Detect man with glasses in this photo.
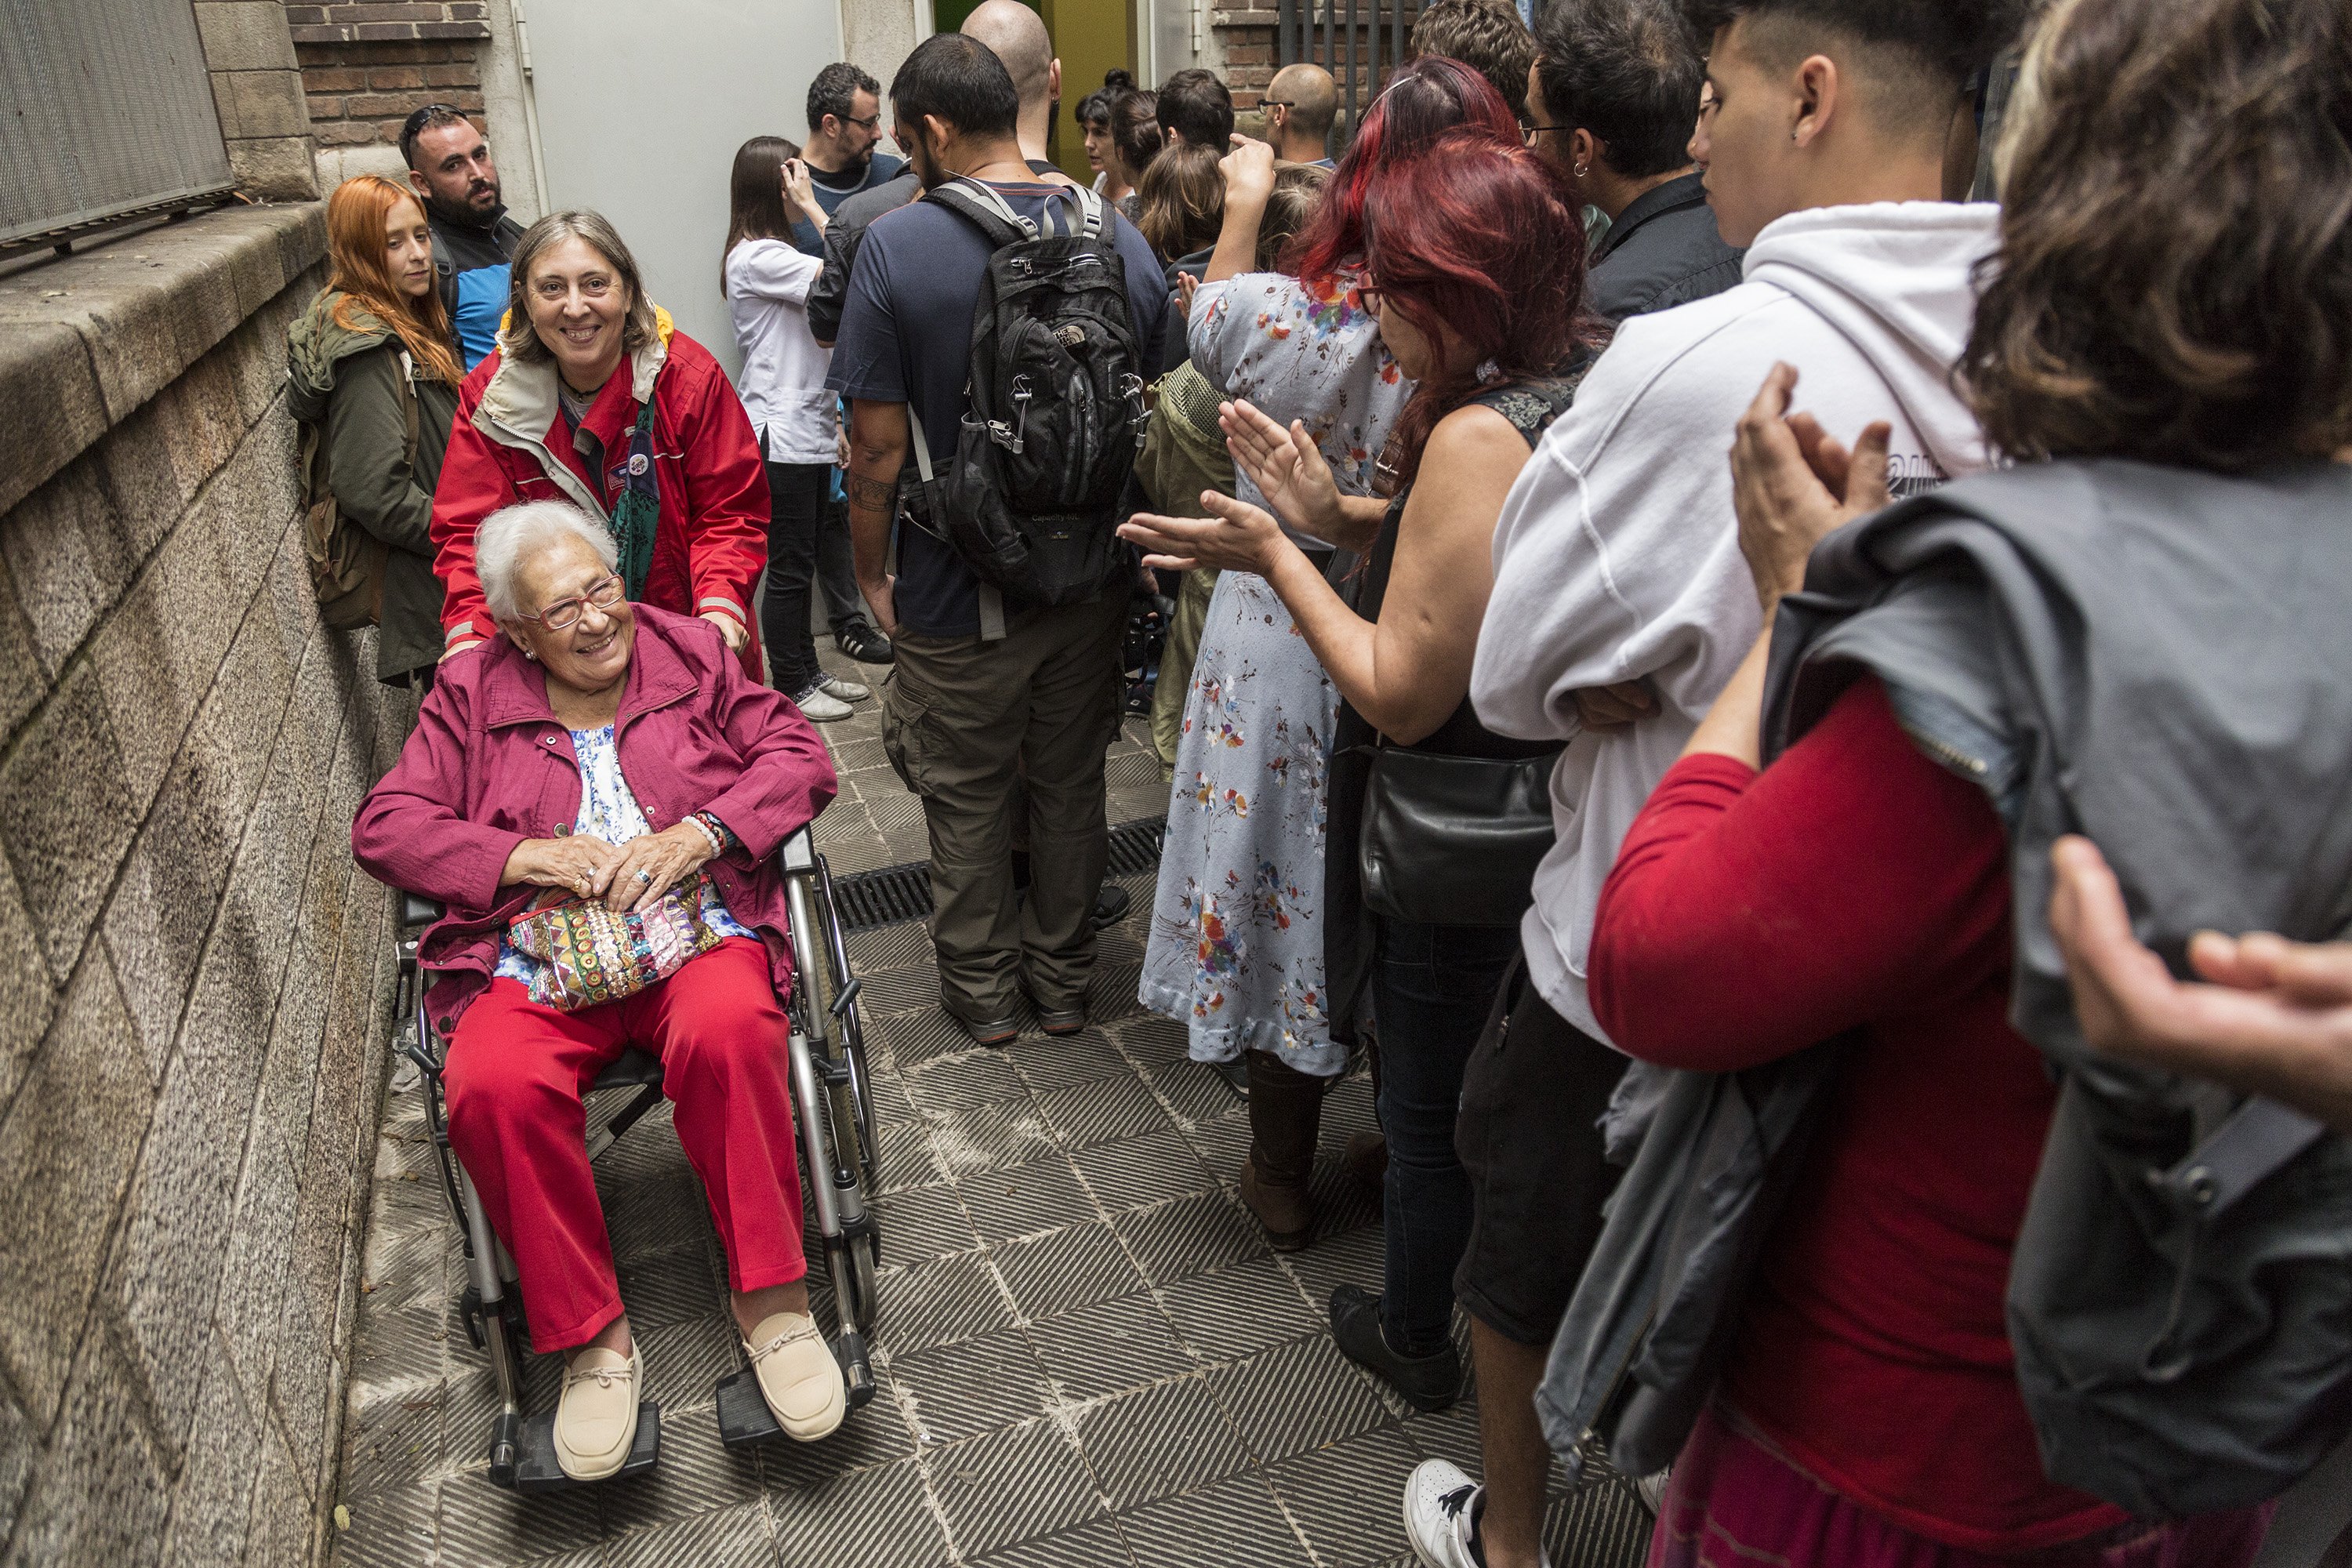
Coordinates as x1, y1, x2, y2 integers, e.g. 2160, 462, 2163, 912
1260, 63, 1338, 167
401, 104, 527, 371
792, 64, 909, 256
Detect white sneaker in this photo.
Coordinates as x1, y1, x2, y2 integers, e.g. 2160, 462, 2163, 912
818, 673, 871, 702
1403, 1460, 1480, 1568
792, 684, 855, 722
551, 1341, 641, 1481
1636, 1465, 1671, 1515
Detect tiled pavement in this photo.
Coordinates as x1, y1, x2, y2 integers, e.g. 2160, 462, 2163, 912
331, 644, 1655, 1566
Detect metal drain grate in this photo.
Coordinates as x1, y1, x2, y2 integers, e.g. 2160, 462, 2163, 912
829, 816, 1167, 931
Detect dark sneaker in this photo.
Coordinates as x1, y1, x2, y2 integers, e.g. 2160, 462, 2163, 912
1037, 1006, 1087, 1037
1329, 1284, 1462, 1412
950, 1010, 1020, 1048
836, 622, 895, 664
1092, 884, 1132, 931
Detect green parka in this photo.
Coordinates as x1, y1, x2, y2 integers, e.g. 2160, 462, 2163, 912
286, 290, 461, 682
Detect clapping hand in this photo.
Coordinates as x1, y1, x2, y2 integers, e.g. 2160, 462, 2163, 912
1729, 363, 1892, 613
1219, 133, 1277, 205
1120, 491, 1288, 576
1220, 398, 1341, 539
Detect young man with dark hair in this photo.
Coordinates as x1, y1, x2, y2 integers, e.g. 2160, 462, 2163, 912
1528, 0, 1743, 319
1156, 66, 1236, 148
401, 105, 525, 370
1409, 0, 1538, 118
1261, 62, 1339, 165
1398, 0, 2024, 1563
827, 34, 1167, 1045
793, 61, 908, 256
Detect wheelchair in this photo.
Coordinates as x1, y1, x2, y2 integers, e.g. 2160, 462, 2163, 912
392, 825, 882, 1491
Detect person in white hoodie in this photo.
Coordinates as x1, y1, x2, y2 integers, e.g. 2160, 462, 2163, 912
1403, 2, 2020, 1565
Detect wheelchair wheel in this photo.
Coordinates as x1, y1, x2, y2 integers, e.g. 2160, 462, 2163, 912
837, 1232, 879, 1336
811, 854, 881, 1193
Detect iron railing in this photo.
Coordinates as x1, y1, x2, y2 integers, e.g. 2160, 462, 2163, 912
1273, 0, 1420, 152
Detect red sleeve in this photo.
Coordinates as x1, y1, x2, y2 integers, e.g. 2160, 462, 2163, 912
430, 358, 517, 648
1588, 676, 2012, 1072
678, 361, 769, 636
350, 670, 522, 913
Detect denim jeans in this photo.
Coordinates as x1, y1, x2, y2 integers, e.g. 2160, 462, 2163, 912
1372, 915, 1522, 1356
760, 459, 829, 697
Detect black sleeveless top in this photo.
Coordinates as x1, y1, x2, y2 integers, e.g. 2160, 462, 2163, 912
1334, 373, 1584, 760
1324, 370, 1584, 1035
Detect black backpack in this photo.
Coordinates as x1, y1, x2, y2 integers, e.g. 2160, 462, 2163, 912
906, 178, 1151, 611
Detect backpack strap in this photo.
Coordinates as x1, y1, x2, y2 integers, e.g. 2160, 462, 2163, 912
397, 348, 421, 466
904, 409, 1009, 643
927, 175, 1103, 247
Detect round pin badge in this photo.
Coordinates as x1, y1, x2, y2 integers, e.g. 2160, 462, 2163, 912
628, 452, 649, 476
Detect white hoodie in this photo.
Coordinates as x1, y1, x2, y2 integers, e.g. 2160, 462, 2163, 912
1470, 201, 1999, 1044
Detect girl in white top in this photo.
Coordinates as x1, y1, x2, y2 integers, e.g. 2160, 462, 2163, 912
723, 136, 866, 719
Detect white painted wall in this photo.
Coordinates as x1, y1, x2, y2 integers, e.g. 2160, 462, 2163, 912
523, 0, 851, 377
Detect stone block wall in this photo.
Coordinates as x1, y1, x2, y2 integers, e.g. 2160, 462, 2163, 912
198, 0, 325, 201
0, 201, 408, 1568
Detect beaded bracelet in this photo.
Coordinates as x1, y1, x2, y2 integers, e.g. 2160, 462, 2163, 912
686, 810, 734, 858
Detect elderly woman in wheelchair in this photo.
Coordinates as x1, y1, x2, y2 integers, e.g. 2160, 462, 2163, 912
354, 499, 848, 1481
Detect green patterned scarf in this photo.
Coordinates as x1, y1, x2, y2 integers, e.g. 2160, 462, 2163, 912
610, 397, 659, 599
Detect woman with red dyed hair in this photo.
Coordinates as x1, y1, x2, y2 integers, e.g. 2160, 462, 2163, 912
287, 174, 468, 685
1135, 56, 1521, 1272
1124, 127, 1594, 1406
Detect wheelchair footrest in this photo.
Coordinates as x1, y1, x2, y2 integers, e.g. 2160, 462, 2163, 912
505, 1403, 662, 1491
714, 1338, 877, 1450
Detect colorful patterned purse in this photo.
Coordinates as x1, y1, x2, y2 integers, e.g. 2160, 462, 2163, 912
505, 874, 728, 1011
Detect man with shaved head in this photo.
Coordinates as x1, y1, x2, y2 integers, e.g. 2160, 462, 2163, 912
1261, 62, 1337, 165
960, 0, 1066, 169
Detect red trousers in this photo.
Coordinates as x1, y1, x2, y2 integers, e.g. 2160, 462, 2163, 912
445, 938, 807, 1352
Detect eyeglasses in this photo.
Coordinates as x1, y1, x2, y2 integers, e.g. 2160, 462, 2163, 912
840, 112, 883, 132
520, 575, 626, 631
1261, 100, 1298, 111
1357, 283, 1384, 314
1519, 120, 1571, 143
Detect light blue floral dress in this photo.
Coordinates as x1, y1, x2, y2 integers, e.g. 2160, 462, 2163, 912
495, 724, 752, 1005
1138, 269, 1413, 1078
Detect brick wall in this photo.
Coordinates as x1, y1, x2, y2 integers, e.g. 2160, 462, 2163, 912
296, 38, 486, 151
0, 202, 407, 1568
198, 0, 322, 201
282, 2, 492, 155
1213, 1, 1424, 131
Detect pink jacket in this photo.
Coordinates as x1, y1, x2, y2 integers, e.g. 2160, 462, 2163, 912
352, 605, 837, 1034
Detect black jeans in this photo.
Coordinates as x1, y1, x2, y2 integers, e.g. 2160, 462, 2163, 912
1371, 915, 1523, 1356
761, 459, 829, 696
815, 489, 873, 635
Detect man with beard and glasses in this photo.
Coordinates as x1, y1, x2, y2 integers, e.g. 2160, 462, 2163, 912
401, 104, 527, 371
790, 63, 909, 256
827, 33, 1165, 1047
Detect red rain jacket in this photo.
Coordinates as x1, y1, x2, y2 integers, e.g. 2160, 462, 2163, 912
430, 314, 767, 679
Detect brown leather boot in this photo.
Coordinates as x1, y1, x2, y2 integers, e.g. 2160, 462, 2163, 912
1239, 1051, 1326, 1250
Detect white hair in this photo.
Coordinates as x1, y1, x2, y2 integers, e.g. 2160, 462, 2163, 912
476, 501, 619, 621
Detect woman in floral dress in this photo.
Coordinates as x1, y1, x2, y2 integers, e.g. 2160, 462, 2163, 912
1138, 59, 1519, 1249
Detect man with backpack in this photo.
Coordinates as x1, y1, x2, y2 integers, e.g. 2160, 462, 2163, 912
829, 33, 1167, 1046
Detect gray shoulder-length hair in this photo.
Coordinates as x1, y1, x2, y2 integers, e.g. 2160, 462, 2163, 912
477, 501, 619, 620
501, 209, 662, 365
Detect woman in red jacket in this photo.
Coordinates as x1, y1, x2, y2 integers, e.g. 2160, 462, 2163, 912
1584, 0, 2343, 1559
431, 209, 768, 675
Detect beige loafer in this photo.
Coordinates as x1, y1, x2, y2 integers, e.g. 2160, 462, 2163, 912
552, 1341, 642, 1480
743, 1312, 846, 1440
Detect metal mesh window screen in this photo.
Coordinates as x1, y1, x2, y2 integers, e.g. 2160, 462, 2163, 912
0, 0, 237, 251
1275, 0, 1416, 151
